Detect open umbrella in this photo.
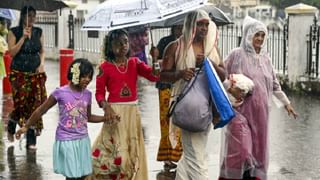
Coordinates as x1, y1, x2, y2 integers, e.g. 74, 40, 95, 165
0, 0, 68, 11
151, 4, 233, 27
202, 4, 233, 26
0, 8, 16, 20
81, 0, 207, 31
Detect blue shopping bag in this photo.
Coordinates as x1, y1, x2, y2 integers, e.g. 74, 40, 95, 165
204, 58, 235, 129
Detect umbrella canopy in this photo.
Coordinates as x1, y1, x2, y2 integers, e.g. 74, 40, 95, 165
0, 8, 16, 20
0, 0, 68, 11
82, 0, 207, 31
151, 4, 233, 27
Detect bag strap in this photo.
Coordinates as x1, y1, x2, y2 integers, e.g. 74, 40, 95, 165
167, 65, 202, 117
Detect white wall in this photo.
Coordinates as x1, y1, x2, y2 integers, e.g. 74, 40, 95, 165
287, 14, 315, 86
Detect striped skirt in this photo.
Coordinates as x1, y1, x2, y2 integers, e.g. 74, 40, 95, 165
156, 88, 182, 162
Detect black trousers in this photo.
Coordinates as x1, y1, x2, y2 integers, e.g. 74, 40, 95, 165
7, 120, 37, 147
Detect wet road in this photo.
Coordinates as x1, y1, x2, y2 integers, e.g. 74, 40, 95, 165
0, 60, 320, 180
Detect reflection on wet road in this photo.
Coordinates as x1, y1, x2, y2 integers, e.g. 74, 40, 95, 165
1, 60, 320, 179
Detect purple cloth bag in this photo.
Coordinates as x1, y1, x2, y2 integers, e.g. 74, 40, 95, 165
169, 68, 213, 132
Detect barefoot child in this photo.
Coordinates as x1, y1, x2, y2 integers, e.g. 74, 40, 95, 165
15, 58, 111, 180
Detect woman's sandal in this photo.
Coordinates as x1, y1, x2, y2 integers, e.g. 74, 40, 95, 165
35, 129, 42, 136
28, 145, 37, 150
164, 161, 177, 171
7, 132, 14, 142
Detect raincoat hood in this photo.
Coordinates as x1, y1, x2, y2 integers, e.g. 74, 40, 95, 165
240, 16, 268, 55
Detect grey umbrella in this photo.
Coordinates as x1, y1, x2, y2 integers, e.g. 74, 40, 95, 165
0, 0, 68, 11
151, 4, 233, 28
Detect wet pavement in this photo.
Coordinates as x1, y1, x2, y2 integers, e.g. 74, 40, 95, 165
0, 60, 320, 180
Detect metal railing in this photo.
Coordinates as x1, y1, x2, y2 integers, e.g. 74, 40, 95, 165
306, 17, 320, 78
37, 16, 287, 75
74, 18, 107, 53
35, 16, 58, 48
146, 25, 287, 76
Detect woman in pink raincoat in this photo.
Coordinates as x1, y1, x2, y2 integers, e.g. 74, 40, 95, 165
219, 16, 298, 180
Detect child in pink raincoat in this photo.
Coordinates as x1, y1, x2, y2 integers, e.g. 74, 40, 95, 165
220, 74, 255, 179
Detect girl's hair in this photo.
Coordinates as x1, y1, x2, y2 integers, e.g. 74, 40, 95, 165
67, 58, 94, 82
19, 6, 36, 27
104, 29, 130, 62
0, 17, 6, 25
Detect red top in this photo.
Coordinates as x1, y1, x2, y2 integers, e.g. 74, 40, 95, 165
96, 57, 159, 104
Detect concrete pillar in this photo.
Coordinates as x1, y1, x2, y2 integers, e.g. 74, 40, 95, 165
285, 3, 318, 87
58, 9, 72, 49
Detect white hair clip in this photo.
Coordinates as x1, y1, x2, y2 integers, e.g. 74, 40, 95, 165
71, 63, 80, 85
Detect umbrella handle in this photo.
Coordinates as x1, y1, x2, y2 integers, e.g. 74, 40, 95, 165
148, 24, 159, 62
26, 7, 28, 28
148, 23, 154, 46
149, 46, 159, 63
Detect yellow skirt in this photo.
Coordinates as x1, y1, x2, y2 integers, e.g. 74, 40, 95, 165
0, 56, 6, 79
156, 88, 182, 162
89, 104, 148, 180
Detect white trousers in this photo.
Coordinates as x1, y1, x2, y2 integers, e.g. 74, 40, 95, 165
175, 124, 212, 180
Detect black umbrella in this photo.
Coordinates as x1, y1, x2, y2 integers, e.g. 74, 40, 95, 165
0, 0, 68, 11
151, 4, 233, 28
